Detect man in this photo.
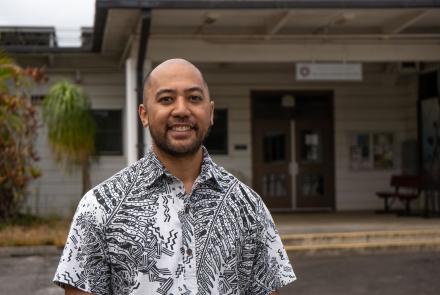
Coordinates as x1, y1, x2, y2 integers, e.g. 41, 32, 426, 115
54, 59, 296, 294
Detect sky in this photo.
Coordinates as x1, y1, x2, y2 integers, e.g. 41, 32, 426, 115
0, 0, 95, 46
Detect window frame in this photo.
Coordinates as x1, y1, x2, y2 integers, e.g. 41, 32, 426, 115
91, 109, 123, 156
204, 108, 228, 155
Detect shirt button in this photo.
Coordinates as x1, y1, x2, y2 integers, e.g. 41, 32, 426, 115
186, 248, 193, 256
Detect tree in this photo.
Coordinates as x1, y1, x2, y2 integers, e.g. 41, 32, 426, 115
0, 50, 46, 221
42, 81, 95, 195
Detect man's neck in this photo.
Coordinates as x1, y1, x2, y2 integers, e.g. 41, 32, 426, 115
152, 145, 203, 194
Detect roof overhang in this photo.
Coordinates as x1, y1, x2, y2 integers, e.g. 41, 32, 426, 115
94, 0, 440, 62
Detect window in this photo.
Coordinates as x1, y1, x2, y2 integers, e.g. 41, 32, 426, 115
204, 109, 228, 154
92, 110, 123, 155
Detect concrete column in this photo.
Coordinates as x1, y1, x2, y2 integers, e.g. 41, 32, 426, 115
125, 57, 138, 165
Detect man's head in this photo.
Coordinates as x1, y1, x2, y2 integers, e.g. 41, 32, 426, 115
138, 58, 214, 157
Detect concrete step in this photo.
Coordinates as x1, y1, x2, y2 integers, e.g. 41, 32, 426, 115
281, 229, 440, 254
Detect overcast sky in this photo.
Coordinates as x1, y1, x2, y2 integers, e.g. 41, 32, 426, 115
0, 0, 95, 46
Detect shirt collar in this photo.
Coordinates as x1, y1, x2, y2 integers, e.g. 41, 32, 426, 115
140, 146, 225, 192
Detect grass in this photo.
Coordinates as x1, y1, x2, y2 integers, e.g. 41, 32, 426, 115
0, 214, 70, 248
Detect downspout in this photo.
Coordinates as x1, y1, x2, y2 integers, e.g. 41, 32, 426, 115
136, 9, 151, 159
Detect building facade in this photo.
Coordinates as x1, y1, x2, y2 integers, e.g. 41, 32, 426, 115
3, 0, 440, 216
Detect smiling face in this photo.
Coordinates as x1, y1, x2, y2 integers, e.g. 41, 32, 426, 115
139, 59, 214, 157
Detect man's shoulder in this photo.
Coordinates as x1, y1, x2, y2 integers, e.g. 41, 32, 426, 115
88, 158, 147, 214
213, 165, 264, 213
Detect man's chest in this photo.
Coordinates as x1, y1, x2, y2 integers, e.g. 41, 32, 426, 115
104, 179, 255, 294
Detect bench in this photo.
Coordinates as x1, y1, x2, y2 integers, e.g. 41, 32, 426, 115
376, 175, 423, 215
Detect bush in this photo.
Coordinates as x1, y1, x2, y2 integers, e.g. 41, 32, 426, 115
0, 51, 46, 221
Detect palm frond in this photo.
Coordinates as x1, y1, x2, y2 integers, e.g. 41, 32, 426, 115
43, 81, 95, 168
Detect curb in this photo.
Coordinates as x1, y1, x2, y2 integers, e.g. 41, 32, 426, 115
281, 229, 440, 255
0, 246, 62, 257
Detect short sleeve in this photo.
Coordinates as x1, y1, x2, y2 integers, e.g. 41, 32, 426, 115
53, 190, 111, 295
248, 202, 296, 294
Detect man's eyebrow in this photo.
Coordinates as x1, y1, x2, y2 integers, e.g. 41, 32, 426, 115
155, 88, 176, 97
185, 86, 204, 93
155, 86, 205, 98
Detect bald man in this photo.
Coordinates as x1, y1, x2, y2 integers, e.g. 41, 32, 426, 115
54, 59, 296, 295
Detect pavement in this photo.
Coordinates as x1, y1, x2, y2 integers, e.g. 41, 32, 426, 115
281, 251, 440, 295
1, 251, 439, 295
1, 211, 440, 294
273, 211, 440, 255
272, 211, 440, 235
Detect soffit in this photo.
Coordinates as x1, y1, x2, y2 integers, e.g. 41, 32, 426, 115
101, 9, 141, 55
149, 8, 440, 39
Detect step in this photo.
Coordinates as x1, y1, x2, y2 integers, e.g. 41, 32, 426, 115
281, 229, 440, 246
281, 229, 440, 254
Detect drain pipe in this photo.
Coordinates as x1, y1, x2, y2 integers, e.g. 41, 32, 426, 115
136, 9, 151, 159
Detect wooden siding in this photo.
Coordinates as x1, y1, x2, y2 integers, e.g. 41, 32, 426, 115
26, 62, 419, 216
202, 63, 418, 211
26, 72, 126, 217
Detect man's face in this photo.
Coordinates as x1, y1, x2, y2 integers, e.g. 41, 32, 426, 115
139, 61, 214, 157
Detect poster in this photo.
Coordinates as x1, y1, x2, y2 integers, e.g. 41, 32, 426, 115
349, 132, 394, 170
373, 133, 394, 169
349, 133, 371, 170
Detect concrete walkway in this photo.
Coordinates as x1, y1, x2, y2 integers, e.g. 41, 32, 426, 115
272, 211, 440, 235
273, 211, 440, 254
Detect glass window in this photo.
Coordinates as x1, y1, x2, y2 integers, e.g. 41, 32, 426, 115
301, 174, 324, 197
92, 110, 123, 155
263, 133, 286, 162
204, 109, 228, 154
300, 130, 321, 162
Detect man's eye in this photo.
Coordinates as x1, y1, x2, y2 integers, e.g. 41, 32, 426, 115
159, 96, 173, 104
189, 95, 202, 102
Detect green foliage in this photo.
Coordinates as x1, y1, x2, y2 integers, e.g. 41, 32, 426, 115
0, 50, 45, 221
43, 81, 95, 167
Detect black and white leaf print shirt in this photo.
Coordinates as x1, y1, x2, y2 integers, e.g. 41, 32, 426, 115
54, 147, 296, 294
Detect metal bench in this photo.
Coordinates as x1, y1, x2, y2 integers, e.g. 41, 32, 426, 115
376, 175, 423, 215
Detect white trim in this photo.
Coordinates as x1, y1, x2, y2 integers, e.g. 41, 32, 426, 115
125, 57, 138, 165
148, 39, 440, 62
143, 60, 153, 154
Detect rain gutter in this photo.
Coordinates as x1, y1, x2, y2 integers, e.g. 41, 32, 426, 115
136, 9, 151, 159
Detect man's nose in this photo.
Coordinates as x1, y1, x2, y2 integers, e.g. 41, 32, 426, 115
171, 96, 190, 117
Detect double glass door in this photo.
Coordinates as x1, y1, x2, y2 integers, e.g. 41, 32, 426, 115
252, 91, 334, 210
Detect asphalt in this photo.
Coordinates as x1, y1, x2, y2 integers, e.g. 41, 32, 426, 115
281, 251, 440, 295
1, 211, 440, 295
1, 251, 439, 295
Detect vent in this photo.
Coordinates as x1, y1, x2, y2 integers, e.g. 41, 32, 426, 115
0, 26, 57, 47
398, 62, 420, 74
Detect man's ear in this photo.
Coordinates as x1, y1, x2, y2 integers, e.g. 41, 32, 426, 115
138, 104, 149, 127
210, 100, 214, 126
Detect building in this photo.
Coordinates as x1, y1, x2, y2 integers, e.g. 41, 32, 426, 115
2, 0, 440, 217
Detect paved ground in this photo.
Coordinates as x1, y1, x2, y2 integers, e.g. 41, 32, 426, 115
1, 251, 439, 295
281, 251, 440, 295
272, 212, 440, 235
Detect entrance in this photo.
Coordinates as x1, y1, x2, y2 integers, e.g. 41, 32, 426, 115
251, 91, 335, 210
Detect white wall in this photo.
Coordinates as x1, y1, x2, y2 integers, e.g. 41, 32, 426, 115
199, 62, 418, 211
26, 72, 126, 217
25, 61, 419, 216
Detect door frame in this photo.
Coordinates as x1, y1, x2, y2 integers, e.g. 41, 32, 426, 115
251, 90, 335, 211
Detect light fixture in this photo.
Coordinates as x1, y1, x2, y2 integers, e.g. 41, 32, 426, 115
281, 94, 295, 108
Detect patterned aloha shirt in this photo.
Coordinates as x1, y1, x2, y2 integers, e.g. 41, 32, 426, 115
54, 147, 296, 294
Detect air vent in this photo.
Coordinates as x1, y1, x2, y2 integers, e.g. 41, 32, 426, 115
398, 62, 420, 74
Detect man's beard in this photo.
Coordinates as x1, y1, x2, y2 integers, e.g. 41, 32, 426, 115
149, 122, 210, 157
